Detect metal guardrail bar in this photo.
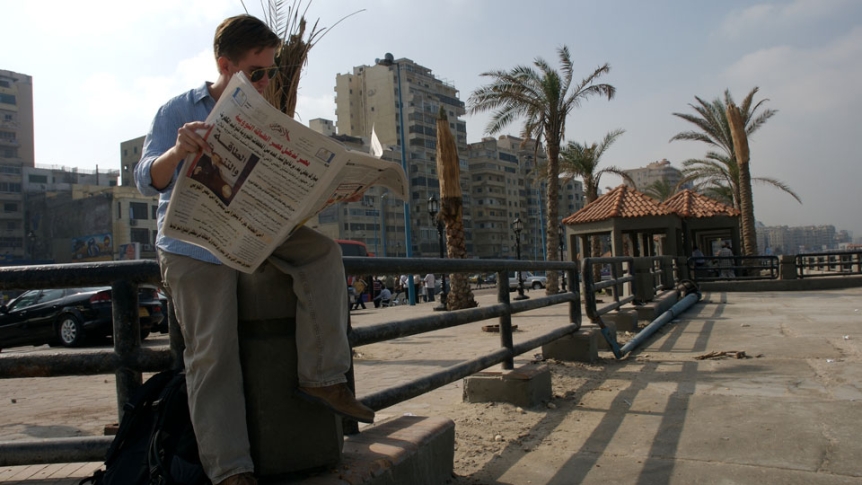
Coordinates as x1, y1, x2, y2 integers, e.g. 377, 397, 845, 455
796, 251, 862, 278
687, 255, 779, 281
581, 257, 636, 322
1, 257, 583, 467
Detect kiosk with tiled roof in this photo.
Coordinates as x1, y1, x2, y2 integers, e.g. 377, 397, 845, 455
661, 189, 741, 257
561, 185, 682, 261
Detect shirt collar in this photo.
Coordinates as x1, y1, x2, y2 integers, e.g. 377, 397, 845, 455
192, 82, 214, 104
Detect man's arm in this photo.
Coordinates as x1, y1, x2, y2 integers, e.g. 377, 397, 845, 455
136, 102, 210, 196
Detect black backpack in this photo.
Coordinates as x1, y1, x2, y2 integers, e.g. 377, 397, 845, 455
81, 369, 208, 485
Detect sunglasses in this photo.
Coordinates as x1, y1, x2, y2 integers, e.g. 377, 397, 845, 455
248, 66, 278, 83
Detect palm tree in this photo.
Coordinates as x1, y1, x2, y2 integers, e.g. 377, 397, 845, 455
559, 129, 630, 204
559, 129, 632, 274
468, 46, 616, 293
643, 179, 677, 202
670, 87, 800, 256
435, 108, 477, 310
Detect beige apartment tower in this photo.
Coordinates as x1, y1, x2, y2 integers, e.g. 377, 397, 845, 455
335, 56, 470, 256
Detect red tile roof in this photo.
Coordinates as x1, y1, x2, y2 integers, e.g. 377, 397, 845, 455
562, 185, 673, 224
661, 189, 740, 218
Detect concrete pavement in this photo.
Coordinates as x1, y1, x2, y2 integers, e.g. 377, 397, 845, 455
2, 286, 861, 484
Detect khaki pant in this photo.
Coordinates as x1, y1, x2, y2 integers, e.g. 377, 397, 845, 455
159, 227, 350, 483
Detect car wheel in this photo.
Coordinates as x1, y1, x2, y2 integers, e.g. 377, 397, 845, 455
532, 282, 543, 290
56, 314, 85, 347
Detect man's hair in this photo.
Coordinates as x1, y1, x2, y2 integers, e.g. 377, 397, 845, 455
214, 15, 281, 63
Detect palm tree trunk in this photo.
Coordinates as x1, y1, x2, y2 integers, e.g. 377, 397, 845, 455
436, 108, 477, 309
727, 103, 758, 257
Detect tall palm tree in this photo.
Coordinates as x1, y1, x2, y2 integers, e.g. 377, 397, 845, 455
559, 129, 632, 272
670, 87, 800, 256
468, 46, 616, 293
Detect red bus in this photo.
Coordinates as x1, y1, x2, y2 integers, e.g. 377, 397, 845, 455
335, 239, 374, 257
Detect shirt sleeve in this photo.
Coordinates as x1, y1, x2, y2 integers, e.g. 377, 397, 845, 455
135, 102, 184, 196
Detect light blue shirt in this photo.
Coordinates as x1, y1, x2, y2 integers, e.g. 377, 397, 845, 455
135, 83, 220, 264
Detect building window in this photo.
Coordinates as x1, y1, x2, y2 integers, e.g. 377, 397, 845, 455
28, 174, 48, 184
151, 205, 157, 219
3, 148, 18, 158
0, 182, 22, 192
131, 228, 150, 245
4, 202, 18, 212
0, 94, 16, 105
129, 202, 149, 220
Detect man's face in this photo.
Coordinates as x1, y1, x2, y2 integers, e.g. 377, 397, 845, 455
228, 46, 278, 94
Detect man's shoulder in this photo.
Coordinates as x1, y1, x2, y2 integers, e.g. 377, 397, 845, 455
159, 84, 210, 113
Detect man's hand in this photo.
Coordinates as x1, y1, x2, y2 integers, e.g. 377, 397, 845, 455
150, 121, 211, 190
174, 122, 210, 159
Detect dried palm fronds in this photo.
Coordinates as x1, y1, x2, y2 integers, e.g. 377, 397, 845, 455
242, 0, 363, 117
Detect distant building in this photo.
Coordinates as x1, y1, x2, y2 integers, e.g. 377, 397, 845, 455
757, 225, 839, 255
0, 69, 35, 262
466, 135, 584, 259
623, 159, 687, 194
25, 185, 159, 263
335, 56, 470, 256
120, 136, 145, 187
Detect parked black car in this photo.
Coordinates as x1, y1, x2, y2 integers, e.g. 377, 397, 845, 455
0, 286, 164, 351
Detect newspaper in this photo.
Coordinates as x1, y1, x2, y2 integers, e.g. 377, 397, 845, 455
163, 73, 408, 273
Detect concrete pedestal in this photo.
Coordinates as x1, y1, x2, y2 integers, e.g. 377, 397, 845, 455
542, 329, 599, 363
602, 310, 639, 333
631, 290, 678, 322
462, 364, 551, 408
237, 263, 343, 477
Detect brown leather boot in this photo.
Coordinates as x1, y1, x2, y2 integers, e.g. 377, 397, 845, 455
296, 383, 375, 423
216, 472, 257, 485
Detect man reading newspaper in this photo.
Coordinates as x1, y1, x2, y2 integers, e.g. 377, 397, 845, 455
135, 15, 374, 485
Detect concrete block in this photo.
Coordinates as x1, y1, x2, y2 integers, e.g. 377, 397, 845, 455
542, 328, 599, 363
462, 364, 552, 408
602, 310, 639, 333
237, 264, 342, 477
288, 416, 455, 485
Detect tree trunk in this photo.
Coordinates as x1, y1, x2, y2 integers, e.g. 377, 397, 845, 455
545, 141, 561, 294
726, 103, 758, 257
436, 108, 477, 309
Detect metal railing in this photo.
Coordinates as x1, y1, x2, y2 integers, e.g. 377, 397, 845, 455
0, 257, 581, 466
796, 251, 862, 278
687, 255, 779, 281
581, 257, 636, 323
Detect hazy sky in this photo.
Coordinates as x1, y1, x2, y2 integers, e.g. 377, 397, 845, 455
3, 0, 861, 237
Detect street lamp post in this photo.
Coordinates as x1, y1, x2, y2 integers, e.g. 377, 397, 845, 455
377, 52, 415, 305
512, 218, 528, 300
559, 224, 567, 292
428, 195, 447, 311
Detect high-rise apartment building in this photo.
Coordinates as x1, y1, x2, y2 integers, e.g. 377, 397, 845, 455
0, 69, 35, 262
757, 225, 839, 255
335, 57, 470, 256
467, 135, 584, 259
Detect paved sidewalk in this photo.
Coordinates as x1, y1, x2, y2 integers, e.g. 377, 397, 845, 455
2, 287, 861, 484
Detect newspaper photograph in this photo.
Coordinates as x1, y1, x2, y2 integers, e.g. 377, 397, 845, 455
164, 73, 408, 273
